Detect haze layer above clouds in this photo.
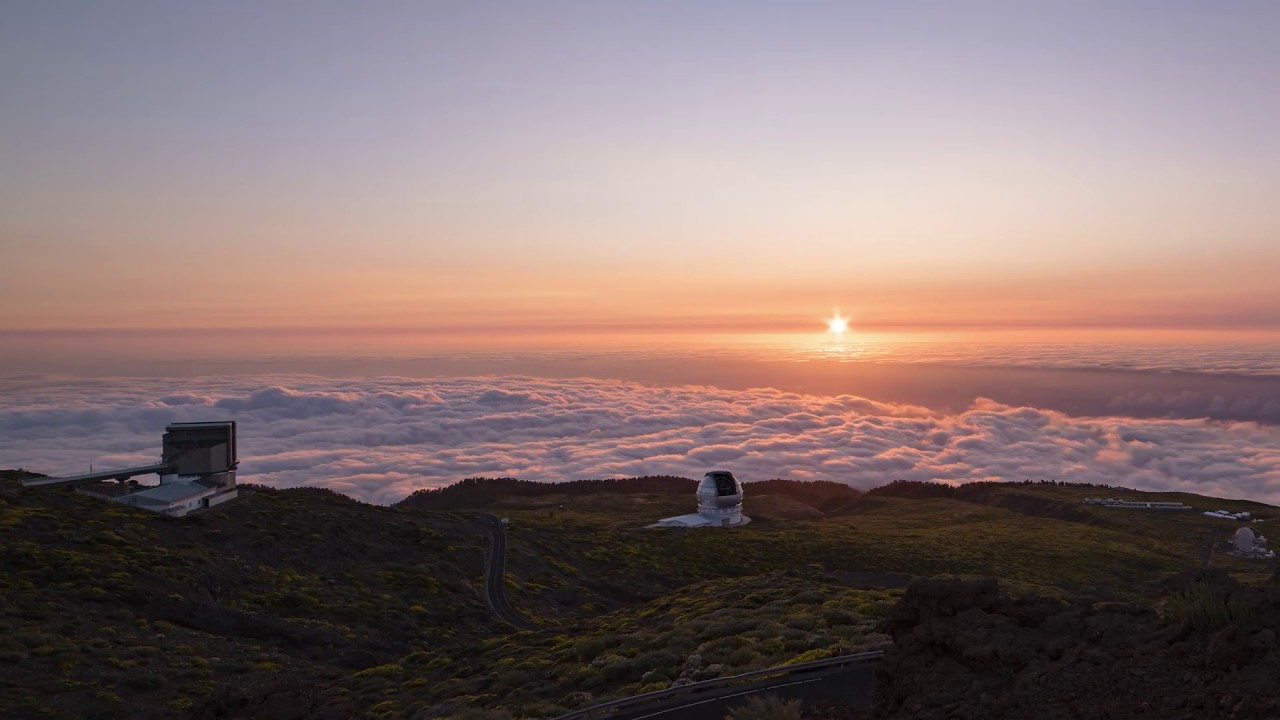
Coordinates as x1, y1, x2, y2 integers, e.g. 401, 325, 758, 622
2, 374, 1277, 506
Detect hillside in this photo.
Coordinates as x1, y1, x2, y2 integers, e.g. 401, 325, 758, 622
0, 470, 491, 719
872, 572, 1280, 719
397, 476, 860, 513
3, 470, 1277, 719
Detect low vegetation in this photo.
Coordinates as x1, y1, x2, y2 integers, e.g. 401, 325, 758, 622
2, 470, 1274, 719
327, 572, 898, 717
0, 470, 490, 719
398, 476, 859, 513
727, 695, 802, 720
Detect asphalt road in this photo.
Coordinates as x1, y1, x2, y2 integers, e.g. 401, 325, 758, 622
480, 514, 537, 630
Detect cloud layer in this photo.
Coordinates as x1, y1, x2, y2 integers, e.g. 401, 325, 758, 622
2, 374, 1278, 506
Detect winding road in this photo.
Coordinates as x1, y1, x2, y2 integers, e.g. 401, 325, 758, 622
480, 513, 537, 630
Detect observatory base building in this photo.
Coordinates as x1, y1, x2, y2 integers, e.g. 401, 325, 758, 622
112, 475, 238, 517
654, 471, 750, 528
1229, 526, 1276, 560
24, 421, 240, 517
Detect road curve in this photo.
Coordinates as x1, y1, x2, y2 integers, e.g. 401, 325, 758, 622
479, 513, 537, 630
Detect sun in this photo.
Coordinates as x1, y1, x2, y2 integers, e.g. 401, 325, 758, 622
827, 313, 849, 335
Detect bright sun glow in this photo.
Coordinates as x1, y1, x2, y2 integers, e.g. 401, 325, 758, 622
827, 314, 849, 335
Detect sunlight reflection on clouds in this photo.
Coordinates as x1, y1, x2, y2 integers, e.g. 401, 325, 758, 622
2, 374, 1278, 506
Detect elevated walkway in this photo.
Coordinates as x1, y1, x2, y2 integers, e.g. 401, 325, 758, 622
21, 463, 170, 488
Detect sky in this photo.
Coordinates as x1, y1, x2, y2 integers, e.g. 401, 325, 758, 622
3, 1, 1280, 336
4, 2, 1280, 504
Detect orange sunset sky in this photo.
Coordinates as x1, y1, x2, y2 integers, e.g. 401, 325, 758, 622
3, 2, 1279, 342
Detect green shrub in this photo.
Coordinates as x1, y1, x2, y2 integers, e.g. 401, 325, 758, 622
214, 660, 254, 674
1163, 581, 1262, 633
450, 709, 512, 720
633, 649, 680, 673
15, 632, 44, 648
121, 673, 168, 691
726, 694, 801, 720
574, 634, 623, 662
87, 691, 126, 720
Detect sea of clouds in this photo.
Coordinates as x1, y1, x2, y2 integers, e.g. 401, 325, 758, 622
2, 374, 1278, 506
792, 338, 1280, 375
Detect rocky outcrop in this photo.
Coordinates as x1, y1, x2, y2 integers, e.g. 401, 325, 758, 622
873, 572, 1280, 720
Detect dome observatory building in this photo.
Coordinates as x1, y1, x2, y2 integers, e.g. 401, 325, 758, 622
655, 471, 749, 528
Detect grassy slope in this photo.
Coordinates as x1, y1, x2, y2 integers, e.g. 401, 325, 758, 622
499, 492, 1190, 616
368, 483, 1276, 717
0, 471, 492, 720
333, 572, 900, 719
4, 470, 1275, 719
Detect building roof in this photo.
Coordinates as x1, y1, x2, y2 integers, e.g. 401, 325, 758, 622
656, 513, 720, 528
122, 481, 216, 506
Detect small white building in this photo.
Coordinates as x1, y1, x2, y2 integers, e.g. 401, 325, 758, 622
655, 471, 750, 528
1205, 509, 1252, 521
1083, 498, 1193, 511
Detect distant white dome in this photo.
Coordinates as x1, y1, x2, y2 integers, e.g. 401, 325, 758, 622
1235, 526, 1257, 552
696, 471, 744, 525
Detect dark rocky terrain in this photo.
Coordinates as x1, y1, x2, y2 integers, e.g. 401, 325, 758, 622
873, 572, 1280, 720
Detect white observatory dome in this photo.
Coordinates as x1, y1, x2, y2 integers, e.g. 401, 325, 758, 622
1235, 526, 1257, 553
696, 471, 744, 525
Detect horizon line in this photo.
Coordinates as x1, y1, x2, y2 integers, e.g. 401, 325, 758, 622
4, 322, 1280, 336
